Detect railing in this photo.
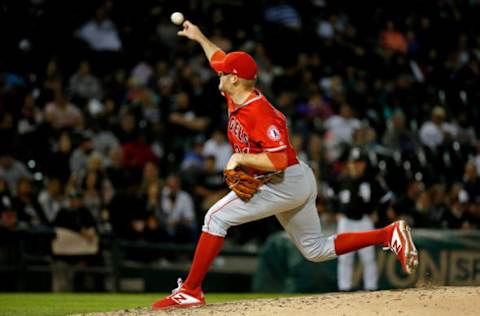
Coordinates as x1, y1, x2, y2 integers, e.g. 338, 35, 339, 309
0, 227, 258, 292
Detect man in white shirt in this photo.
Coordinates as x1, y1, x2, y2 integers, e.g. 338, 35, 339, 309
76, 7, 122, 52
323, 103, 361, 161
161, 175, 196, 242
202, 130, 233, 171
419, 106, 456, 150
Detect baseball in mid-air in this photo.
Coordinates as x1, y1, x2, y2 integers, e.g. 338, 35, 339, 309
170, 12, 184, 25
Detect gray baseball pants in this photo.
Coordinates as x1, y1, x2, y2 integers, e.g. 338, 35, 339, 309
202, 161, 337, 262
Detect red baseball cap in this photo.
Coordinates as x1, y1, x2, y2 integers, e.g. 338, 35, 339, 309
211, 51, 257, 80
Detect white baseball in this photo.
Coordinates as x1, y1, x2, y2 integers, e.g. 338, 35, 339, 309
170, 12, 184, 25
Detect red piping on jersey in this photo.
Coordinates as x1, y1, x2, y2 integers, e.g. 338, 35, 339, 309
206, 197, 240, 232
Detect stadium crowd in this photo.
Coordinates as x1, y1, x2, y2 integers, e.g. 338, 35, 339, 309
1, 0, 480, 260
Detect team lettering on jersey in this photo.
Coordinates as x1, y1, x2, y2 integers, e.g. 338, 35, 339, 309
228, 116, 249, 153
223, 92, 299, 167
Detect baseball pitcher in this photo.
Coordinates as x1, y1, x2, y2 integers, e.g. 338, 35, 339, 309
152, 20, 418, 309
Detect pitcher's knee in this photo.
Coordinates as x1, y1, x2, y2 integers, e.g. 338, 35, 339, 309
300, 236, 337, 262
302, 250, 333, 262
202, 211, 230, 237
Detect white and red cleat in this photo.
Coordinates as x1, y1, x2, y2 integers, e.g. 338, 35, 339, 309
151, 278, 205, 310
384, 220, 419, 274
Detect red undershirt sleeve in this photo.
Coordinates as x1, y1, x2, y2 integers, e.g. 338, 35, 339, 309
209, 50, 226, 67
266, 151, 288, 171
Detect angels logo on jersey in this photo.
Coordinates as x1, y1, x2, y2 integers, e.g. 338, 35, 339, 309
267, 125, 281, 141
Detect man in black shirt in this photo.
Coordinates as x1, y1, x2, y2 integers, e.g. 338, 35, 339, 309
328, 147, 392, 291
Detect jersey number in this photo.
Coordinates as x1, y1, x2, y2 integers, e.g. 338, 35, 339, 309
234, 144, 250, 154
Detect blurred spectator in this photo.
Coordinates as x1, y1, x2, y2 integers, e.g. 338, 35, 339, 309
38, 177, 65, 225
140, 161, 162, 194
391, 180, 425, 227
90, 120, 120, 161
122, 133, 158, 170
415, 191, 432, 226
17, 93, 44, 147
454, 112, 477, 146
351, 125, 377, 151
105, 147, 135, 192
382, 111, 420, 154
80, 170, 104, 223
76, 7, 122, 52
264, 0, 302, 30
130, 62, 153, 87
114, 113, 138, 143
12, 177, 46, 227
54, 192, 97, 235
192, 156, 228, 212
463, 162, 480, 203
0, 194, 24, 232
0, 154, 33, 193
380, 20, 407, 54
16, 96, 50, 174
303, 92, 334, 125
181, 140, 204, 172
48, 132, 73, 183
68, 61, 103, 103
70, 132, 95, 173
76, 152, 114, 211
139, 180, 169, 243
168, 92, 209, 150
137, 87, 162, 127
161, 175, 196, 243
44, 92, 84, 131
444, 185, 474, 229
203, 130, 233, 171
40, 59, 63, 104
426, 184, 450, 228
323, 103, 361, 161
127, 86, 161, 126
419, 106, 452, 150
324, 104, 361, 143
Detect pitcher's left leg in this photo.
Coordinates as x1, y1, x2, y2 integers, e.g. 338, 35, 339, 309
275, 193, 337, 262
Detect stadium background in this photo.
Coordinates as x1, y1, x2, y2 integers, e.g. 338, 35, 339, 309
0, 0, 479, 294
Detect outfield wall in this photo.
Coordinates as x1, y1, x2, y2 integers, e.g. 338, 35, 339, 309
252, 229, 480, 292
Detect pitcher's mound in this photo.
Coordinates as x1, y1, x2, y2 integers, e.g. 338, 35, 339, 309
76, 286, 480, 316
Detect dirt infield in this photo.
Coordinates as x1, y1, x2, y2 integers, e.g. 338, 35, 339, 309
74, 286, 480, 316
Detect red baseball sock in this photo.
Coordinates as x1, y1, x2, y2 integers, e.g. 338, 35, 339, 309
183, 232, 224, 290
334, 227, 390, 255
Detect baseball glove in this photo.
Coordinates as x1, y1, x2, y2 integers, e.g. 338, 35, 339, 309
224, 169, 263, 202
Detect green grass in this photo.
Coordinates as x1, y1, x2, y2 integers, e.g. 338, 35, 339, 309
0, 293, 288, 316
